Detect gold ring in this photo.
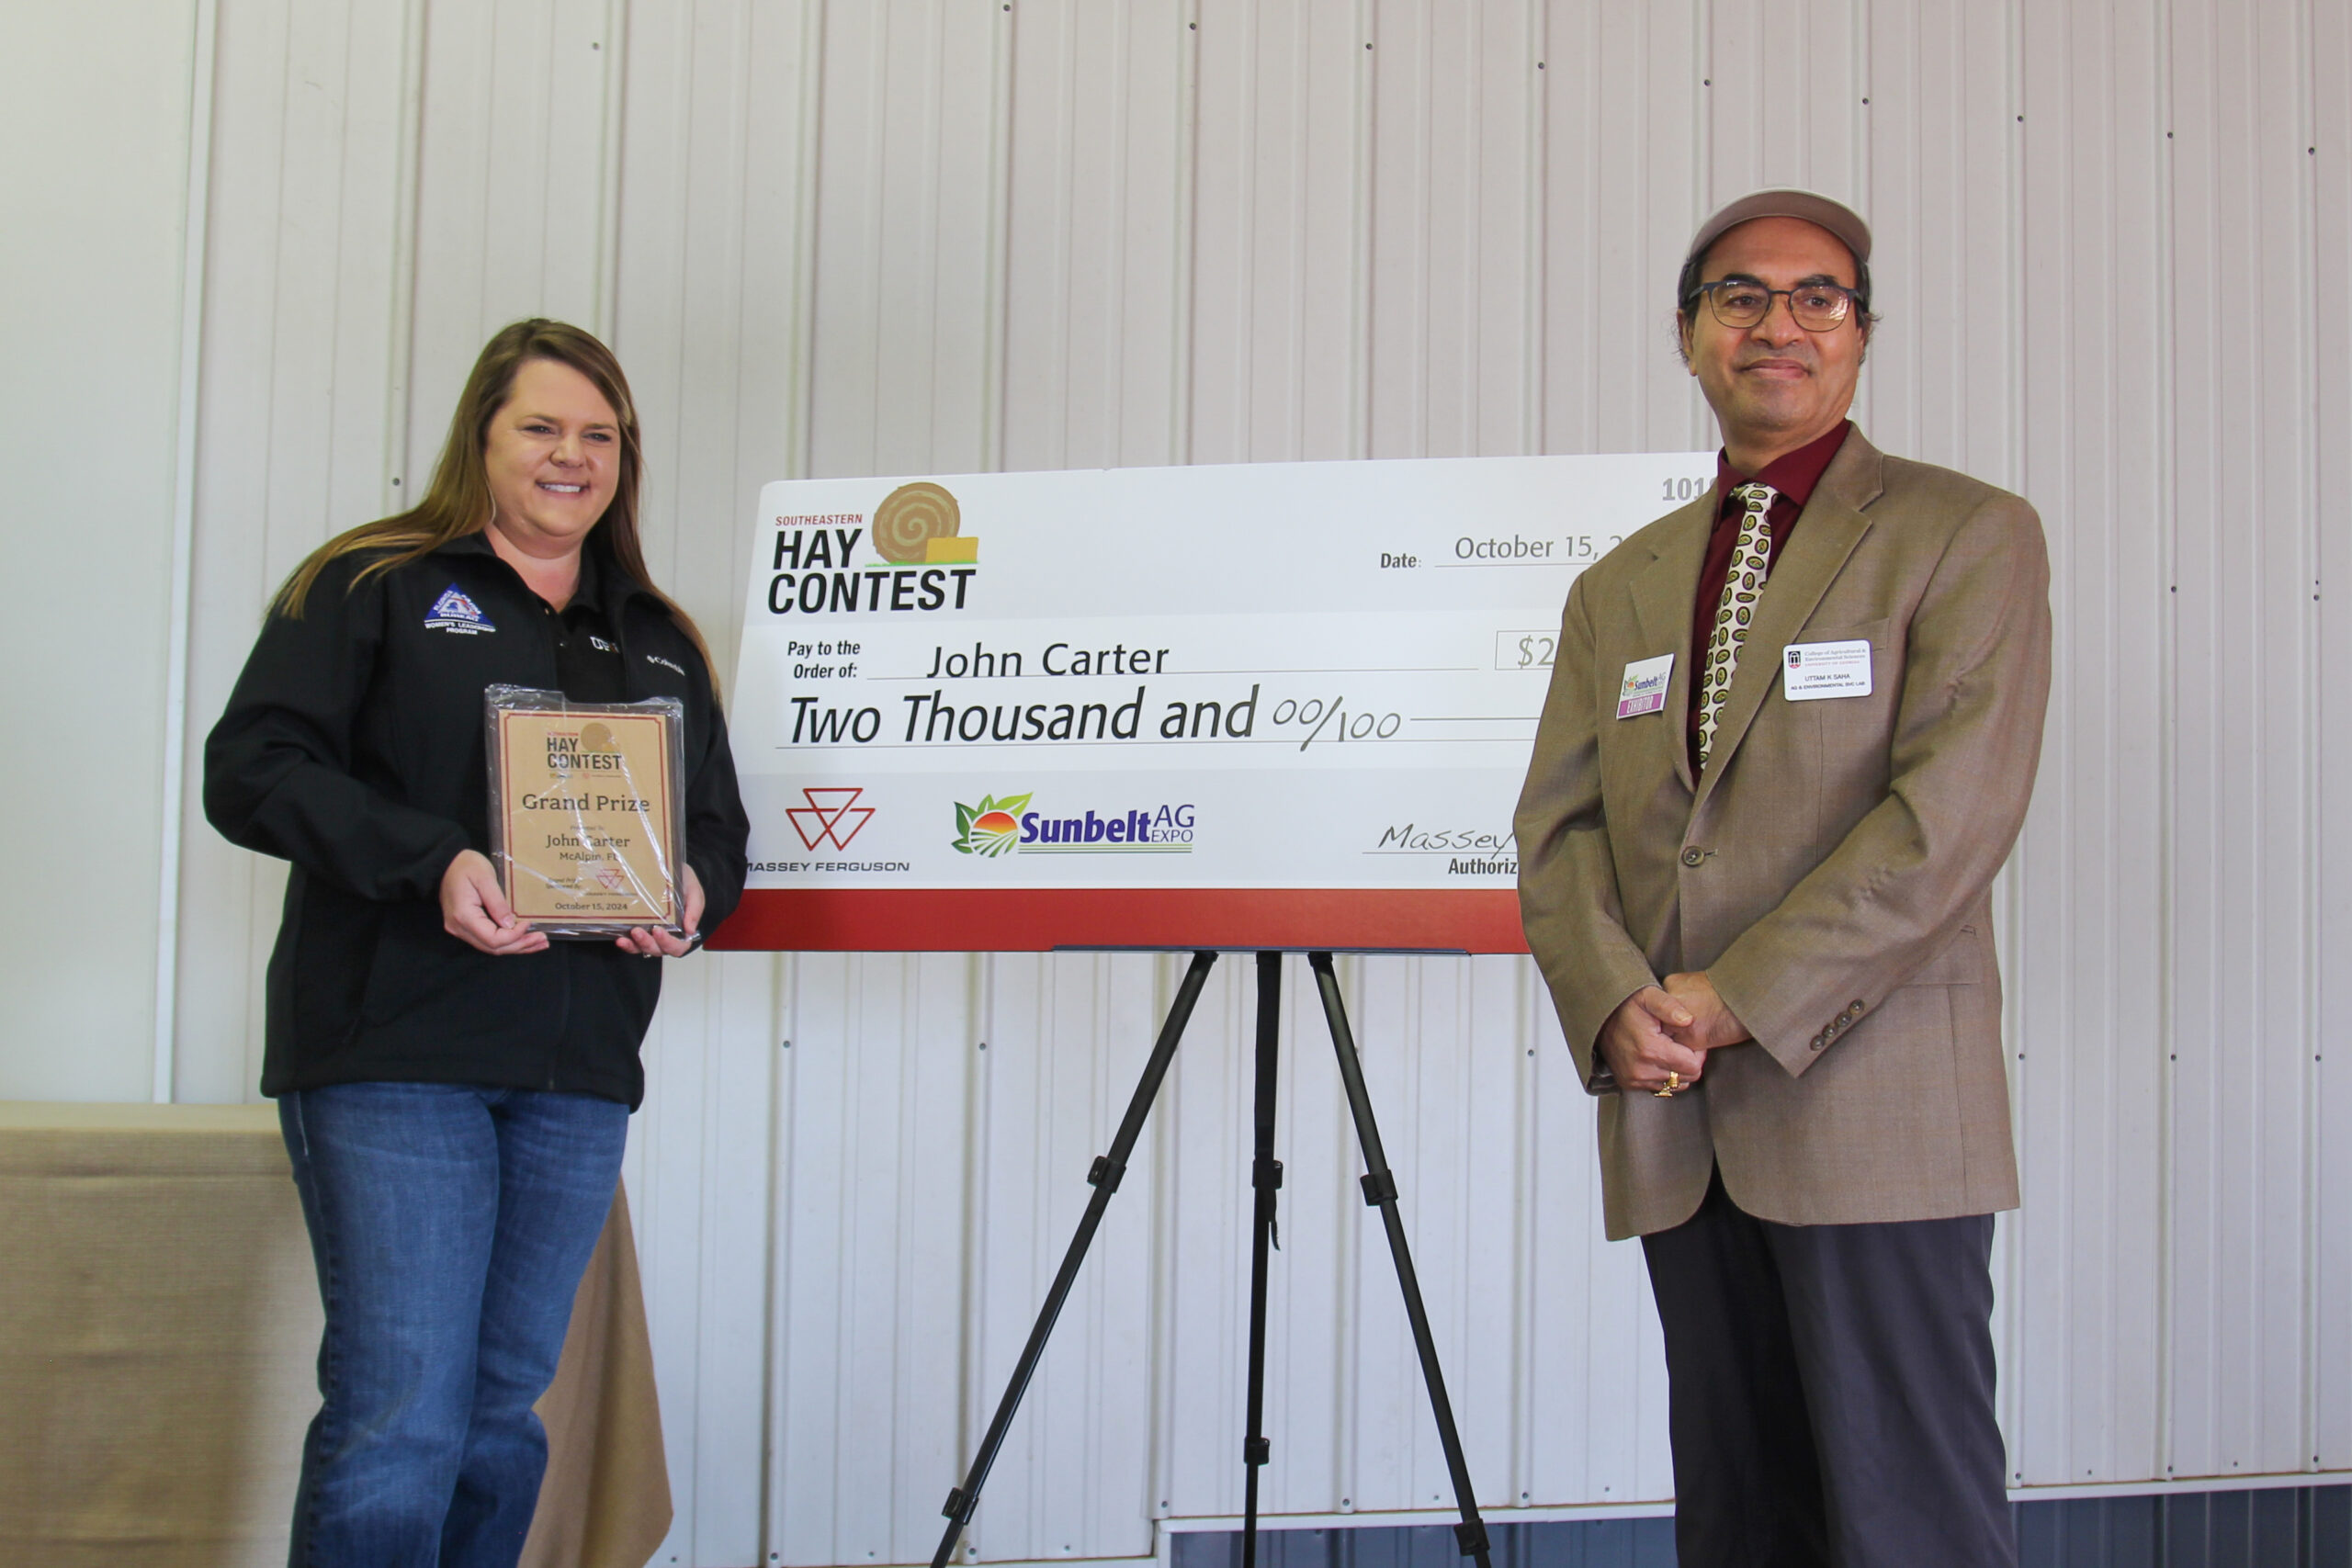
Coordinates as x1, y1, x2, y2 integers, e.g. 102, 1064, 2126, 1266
1654, 1069, 1680, 1099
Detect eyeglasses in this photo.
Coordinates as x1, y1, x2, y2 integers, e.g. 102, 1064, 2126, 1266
1691, 279, 1860, 333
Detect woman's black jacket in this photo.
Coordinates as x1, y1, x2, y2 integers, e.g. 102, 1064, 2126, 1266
204, 531, 750, 1109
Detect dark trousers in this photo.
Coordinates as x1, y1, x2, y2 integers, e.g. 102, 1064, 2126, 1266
1640, 1168, 2016, 1568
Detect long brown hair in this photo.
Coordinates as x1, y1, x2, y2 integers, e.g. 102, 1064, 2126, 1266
273, 319, 718, 688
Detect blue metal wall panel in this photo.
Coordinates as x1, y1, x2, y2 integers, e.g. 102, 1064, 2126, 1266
1180, 1487, 2352, 1568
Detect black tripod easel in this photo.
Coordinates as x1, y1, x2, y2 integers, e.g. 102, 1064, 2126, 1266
929, 950, 1493, 1568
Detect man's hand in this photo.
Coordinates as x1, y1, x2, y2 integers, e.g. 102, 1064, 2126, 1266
1599, 987, 1709, 1095
440, 849, 550, 955
1662, 970, 1751, 1050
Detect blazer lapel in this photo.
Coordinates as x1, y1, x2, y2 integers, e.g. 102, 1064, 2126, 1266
1627, 499, 1714, 796
1691, 433, 1886, 816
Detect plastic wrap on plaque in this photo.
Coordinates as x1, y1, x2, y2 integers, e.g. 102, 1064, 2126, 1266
486, 684, 687, 939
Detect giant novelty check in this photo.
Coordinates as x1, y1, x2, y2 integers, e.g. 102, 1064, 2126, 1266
717, 454, 1711, 953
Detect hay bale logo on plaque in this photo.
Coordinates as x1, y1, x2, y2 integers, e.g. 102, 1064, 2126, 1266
485, 685, 688, 937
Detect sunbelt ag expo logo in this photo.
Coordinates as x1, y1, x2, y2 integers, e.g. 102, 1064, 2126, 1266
951, 793, 1030, 857
951, 791, 1197, 856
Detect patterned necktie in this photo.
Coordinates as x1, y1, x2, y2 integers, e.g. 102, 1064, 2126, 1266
1696, 481, 1776, 770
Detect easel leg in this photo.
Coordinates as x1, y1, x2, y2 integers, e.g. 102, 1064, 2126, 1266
929, 950, 1222, 1568
1241, 952, 1283, 1568
1307, 953, 1494, 1568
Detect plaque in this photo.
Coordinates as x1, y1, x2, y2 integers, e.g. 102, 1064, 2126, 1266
486, 685, 687, 938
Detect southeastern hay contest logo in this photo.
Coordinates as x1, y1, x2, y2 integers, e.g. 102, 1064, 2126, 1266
545, 722, 626, 775
952, 793, 1197, 856
766, 480, 981, 618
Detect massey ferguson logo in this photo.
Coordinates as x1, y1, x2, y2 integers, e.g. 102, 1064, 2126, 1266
786, 787, 874, 851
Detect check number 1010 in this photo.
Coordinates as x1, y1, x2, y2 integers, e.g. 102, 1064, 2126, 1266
1498, 631, 1555, 670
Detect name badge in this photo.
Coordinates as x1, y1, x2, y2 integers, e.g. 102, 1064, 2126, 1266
1617, 653, 1674, 718
1781, 639, 1873, 700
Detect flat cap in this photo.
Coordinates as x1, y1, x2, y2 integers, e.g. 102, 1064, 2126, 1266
1684, 188, 1871, 273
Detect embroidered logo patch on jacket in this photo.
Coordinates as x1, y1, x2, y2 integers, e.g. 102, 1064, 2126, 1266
424, 584, 497, 635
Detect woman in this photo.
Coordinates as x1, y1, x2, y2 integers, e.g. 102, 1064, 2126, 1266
205, 320, 748, 1564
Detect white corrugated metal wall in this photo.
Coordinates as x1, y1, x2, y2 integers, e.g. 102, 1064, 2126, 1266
141, 1, 2346, 1563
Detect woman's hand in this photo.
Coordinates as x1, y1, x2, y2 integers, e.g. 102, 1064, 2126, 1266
440, 849, 550, 955
616, 864, 706, 958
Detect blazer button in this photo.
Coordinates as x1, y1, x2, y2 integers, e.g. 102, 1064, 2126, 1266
1810, 1033, 1826, 1051
1680, 846, 1706, 867
1849, 998, 1865, 1017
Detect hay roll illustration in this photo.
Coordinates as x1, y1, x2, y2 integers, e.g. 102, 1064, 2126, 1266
871, 481, 962, 563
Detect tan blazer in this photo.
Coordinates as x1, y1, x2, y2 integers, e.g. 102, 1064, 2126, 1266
1515, 429, 2051, 1238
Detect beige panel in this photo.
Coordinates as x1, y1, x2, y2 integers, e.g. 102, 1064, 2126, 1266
767, 953, 987, 1566
2316, 0, 2352, 1482
403, 0, 619, 473
1140, 957, 1668, 1522
807, 0, 1012, 480
175, 0, 423, 1105
2163, 0, 2322, 1483
1537, 0, 1712, 457
964, 953, 1164, 1563
625, 947, 783, 1565
1340, 956, 1523, 1514
0, 0, 200, 1100
1187, 0, 1371, 466
1365, 0, 1542, 460
607, 9, 820, 1557
1000, 0, 1191, 473
1519, 958, 1676, 1508
1702, 0, 1860, 204
608, 0, 823, 662
2010, 0, 2172, 1488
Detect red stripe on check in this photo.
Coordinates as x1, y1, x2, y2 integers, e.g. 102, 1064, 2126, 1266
707, 888, 1530, 954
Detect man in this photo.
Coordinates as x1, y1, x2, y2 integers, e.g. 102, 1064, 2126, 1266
1515, 189, 2051, 1566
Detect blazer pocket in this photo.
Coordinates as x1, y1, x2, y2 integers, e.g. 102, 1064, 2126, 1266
1790, 618, 1897, 844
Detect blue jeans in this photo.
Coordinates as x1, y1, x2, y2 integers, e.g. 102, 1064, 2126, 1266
278, 1083, 630, 1568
